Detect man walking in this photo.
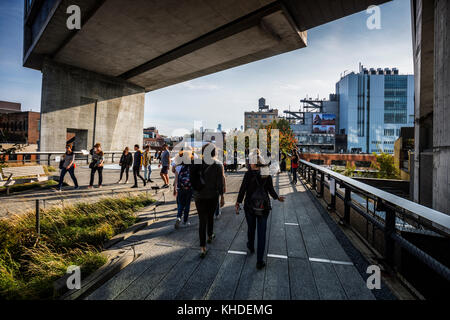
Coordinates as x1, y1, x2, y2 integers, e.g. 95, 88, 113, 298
159, 144, 170, 188
143, 145, 154, 183
132, 144, 146, 188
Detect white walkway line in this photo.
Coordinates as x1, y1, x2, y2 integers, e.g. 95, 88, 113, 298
267, 254, 288, 259
284, 222, 299, 226
227, 250, 247, 255
155, 242, 173, 247
309, 257, 354, 266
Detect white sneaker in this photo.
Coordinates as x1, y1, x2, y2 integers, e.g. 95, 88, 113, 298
175, 218, 181, 229
182, 221, 191, 227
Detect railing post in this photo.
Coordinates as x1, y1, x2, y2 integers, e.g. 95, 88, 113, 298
344, 186, 351, 224
112, 152, 115, 163
47, 154, 51, 166
318, 172, 324, 198
384, 205, 396, 266
328, 177, 336, 211
312, 169, 316, 191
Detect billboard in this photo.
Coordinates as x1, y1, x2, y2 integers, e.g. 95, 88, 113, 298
312, 113, 336, 134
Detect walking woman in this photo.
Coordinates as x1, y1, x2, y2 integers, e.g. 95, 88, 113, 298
89, 143, 104, 188
291, 150, 299, 184
192, 143, 225, 258
235, 151, 285, 269
117, 146, 132, 183
58, 143, 78, 191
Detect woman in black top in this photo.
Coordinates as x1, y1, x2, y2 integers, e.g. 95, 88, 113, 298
118, 146, 133, 183
235, 152, 285, 269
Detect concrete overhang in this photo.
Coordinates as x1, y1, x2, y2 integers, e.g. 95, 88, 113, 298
23, 0, 391, 92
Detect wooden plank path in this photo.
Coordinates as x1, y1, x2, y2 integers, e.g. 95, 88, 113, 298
86, 171, 376, 300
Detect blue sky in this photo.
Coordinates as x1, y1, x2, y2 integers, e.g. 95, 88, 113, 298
0, 0, 413, 136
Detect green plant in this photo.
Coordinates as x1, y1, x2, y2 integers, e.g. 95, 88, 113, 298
0, 194, 154, 299
343, 162, 356, 177
371, 152, 400, 179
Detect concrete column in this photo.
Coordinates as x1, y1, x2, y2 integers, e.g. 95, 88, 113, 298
40, 59, 145, 152
411, 0, 434, 208
433, 0, 450, 214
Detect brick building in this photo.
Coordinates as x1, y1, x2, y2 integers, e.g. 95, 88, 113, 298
0, 101, 40, 145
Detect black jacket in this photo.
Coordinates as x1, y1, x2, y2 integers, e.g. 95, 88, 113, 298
133, 150, 143, 168
237, 169, 279, 215
120, 153, 133, 167
192, 160, 224, 200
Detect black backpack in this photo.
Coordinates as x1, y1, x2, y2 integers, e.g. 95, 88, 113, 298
191, 162, 213, 192
249, 174, 270, 216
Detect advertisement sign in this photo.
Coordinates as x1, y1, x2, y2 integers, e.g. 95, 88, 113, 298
312, 114, 336, 134
312, 125, 335, 134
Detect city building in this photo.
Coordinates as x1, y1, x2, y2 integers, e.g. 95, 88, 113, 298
287, 95, 339, 153
143, 127, 165, 149
244, 98, 279, 131
336, 64, 414, 154
0, 101, 40, 146
0, 101, 21, 114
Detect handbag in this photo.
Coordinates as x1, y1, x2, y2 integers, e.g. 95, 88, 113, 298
59, 159, 64, 170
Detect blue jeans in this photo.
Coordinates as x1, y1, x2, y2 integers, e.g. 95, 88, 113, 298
58, 166, 78, 189
244, 210, 268, 264
214, 198, 220, 216
144, 165, 152, 180
177, 189, 192, 222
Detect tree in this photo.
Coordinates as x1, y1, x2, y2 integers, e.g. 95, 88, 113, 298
371, 152, 400, 179
261, 119, 297, 155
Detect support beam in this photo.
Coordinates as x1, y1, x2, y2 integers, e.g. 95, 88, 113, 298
118, 1, 283, 80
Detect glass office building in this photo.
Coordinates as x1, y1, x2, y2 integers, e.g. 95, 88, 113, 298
336, 65, 414, 154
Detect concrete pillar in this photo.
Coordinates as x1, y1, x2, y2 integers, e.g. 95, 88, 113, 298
411, 0, 434, 208
40, 59, 145, 152
432, 0, 450, 214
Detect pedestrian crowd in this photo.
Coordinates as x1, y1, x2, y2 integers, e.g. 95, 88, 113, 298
58, 142, 305, 269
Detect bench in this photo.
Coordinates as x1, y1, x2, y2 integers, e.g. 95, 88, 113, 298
0, 165, 47, 189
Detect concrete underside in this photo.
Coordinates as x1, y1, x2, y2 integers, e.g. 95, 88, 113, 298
25, 0, 390, 91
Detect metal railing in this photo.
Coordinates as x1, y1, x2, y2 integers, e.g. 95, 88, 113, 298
1, 151, 158, 166
298, 159, 450, 286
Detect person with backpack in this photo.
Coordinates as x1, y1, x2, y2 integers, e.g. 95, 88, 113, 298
235, 150, 285, 270
117, 146, 132, 184
191, 143, 225, 258
173, 150, 193, 229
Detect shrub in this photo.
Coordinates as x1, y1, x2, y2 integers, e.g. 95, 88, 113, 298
0, 194, 154, 299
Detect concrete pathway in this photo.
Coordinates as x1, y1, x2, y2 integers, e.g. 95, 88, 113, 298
87, 171, 376, 300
